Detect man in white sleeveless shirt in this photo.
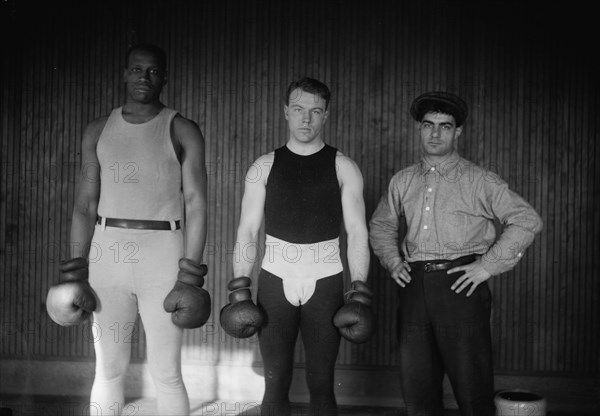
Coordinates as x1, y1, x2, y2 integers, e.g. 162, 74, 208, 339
45, 43, 210, 415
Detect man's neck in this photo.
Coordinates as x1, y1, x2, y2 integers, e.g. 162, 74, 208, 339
421, 150, 459, 167
121, 101, 165, 124
286, 137, 325, 156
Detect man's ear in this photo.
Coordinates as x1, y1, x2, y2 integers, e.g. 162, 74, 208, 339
323, 110, 329, 124
455, 126, 463, 138
284, 105, 289, 120
453, 126, 462, 150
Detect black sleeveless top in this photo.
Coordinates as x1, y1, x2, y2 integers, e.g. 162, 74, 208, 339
265, 144, 343, 244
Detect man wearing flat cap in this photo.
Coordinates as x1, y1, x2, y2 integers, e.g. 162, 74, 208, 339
369, 91, 543, 415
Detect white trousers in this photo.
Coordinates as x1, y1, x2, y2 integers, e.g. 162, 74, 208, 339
88, 224, 189, 416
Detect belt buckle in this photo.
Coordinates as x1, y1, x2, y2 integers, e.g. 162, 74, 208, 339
423, 262, 435, 272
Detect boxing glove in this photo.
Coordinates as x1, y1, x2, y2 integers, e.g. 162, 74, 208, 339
333, 280, 375, 344
220, 276, 264, 338
46, 257, 97, 326
163, 258, 212, 329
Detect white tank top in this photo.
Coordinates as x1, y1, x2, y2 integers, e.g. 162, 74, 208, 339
96, 107, 183, 221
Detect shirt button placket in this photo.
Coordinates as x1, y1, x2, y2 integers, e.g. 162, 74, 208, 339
423, 179, 434, 233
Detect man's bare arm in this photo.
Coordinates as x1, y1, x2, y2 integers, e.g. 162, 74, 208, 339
337, 154, 370, 283
174, 115, 208, 264
69, 117, 105, 259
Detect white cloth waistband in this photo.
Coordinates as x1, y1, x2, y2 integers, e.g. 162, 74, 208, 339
261, 234, 343, 280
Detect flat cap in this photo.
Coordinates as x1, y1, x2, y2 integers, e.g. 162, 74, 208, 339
410, 91, 468, 127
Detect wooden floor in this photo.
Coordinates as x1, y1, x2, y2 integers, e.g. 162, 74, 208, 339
0, 395, 597, 415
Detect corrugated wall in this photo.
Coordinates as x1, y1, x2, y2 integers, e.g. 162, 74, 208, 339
1, 0, 598, 376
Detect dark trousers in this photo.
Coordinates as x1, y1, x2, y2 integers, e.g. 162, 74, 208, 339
397, 258, 495, 416
257, 269, 344, 416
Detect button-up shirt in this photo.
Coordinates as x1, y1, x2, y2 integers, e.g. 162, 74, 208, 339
369, 151, 543, 276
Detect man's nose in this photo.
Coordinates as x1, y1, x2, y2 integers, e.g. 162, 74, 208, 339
302, 111, 311, 123
431, 125, 441, 137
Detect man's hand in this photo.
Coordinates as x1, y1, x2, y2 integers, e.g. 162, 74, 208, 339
163, 258, 211, 329
448, 259, 492, 296
389, 258, 412, 287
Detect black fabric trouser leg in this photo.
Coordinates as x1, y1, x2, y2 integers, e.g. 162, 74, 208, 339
257, 269, 344, 416
397, 265, 495, 416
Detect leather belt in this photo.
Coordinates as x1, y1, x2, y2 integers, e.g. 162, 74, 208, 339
409, 254, 477, 273
97, 216, 180, 230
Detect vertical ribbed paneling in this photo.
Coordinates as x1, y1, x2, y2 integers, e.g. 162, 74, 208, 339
1, 0, 598, 376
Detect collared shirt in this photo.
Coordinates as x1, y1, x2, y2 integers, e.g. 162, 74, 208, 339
369, 151, 543, 276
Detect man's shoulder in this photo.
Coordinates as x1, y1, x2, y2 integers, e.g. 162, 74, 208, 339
250, 152, 275, 171
333, 152, 364, 184
171, 112, 200, 130
256, 151, 275, 163
84, 114, 111, 140
456, 155, 482, 170
245, 152, 275, 185
334, 150, 358, 168
389, 161, 422, 181
455, 156, 506, 185
169, 111, 205, 149
87, 106, 123, 129
88, 115, 110, 128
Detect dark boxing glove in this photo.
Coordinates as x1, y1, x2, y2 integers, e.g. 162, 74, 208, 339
46, 257, 97, 326
163, 258, 212, 329
219, 276, 264, 338
333, 280, 375, 344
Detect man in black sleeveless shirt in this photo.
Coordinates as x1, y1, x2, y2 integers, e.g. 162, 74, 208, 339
221, 78, 372, 415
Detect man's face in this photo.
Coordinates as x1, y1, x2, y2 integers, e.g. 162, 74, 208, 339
419, 112, 462, 158
123, 49, 167, 104
284, 88, 329, 143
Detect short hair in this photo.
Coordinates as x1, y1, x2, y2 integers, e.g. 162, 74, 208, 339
125, 43, 167, 71
285, 77, 331, 109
